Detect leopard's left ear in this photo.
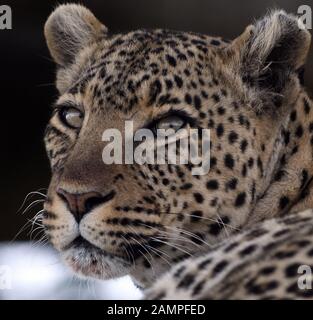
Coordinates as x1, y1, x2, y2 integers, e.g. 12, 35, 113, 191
225, 10, 311, 104
45, 4, 107, 67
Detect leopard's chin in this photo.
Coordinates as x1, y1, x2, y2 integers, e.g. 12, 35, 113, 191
61, 236, 132, 280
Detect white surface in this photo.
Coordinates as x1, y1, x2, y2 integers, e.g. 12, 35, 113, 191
0, 242, 142, 300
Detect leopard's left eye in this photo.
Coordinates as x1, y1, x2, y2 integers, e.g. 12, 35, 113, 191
156, 115, 185, 132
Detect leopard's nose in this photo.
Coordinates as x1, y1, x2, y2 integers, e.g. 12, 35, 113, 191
57, 188, 116, 222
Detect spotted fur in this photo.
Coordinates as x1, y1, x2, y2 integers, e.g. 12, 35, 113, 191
43, 4, 313, 298
145, 209, 313, 299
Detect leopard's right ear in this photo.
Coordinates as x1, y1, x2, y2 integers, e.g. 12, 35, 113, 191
44, 4, 107, 67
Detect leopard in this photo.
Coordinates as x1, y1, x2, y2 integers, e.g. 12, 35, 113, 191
42, 4, 313, 299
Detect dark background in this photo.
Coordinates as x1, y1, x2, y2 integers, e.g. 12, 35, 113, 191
1, 0, 312, 241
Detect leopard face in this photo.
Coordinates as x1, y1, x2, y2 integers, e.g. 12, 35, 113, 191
43, 4, 311, 287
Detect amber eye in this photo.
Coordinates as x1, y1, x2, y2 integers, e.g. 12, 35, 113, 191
59, 107, 83, 129
156, 115, 185, 132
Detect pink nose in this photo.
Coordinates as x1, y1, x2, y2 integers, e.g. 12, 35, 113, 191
57, 188, 115, 222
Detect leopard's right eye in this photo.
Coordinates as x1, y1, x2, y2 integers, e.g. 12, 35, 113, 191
58, 107, 84, 129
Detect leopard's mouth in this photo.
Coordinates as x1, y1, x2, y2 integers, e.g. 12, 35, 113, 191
61, 236, 133, 279
63, 235, 103, 251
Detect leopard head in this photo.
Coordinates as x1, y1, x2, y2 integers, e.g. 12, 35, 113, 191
43, 4, 311, 287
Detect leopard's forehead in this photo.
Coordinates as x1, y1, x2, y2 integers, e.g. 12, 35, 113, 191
65, 29, 229, 114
